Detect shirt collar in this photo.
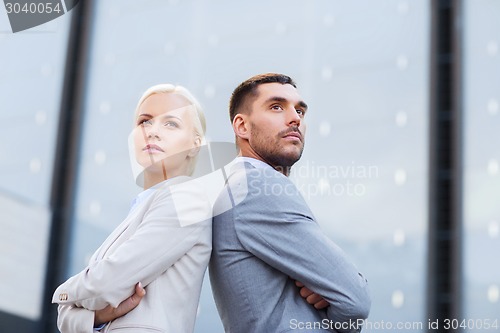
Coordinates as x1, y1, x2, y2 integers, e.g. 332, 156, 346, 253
130, 176, 188, 211
234, 156, 275, 171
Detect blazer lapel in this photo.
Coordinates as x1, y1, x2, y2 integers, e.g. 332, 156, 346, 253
93, 200, 150, 261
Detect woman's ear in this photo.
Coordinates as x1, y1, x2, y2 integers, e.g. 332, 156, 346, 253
233, 114, 250, 140
187, 135, 202, 157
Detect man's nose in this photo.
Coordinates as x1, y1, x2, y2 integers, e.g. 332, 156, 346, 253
286, 108, 301, 126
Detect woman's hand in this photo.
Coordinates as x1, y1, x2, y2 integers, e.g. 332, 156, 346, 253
94, 282, 146, 326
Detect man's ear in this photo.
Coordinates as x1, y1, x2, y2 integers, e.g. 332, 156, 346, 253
233, 114, 250, 140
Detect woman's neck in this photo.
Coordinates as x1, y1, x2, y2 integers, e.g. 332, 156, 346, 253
142, 164, 189, 190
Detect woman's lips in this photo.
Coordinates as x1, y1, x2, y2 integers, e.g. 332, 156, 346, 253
143, 144, 164, 153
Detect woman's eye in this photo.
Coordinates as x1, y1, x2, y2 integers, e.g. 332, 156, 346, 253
164, 121, 179, 128
138, 119, 152, 126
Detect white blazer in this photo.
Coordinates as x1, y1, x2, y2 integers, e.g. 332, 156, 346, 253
52, 176, 212, 333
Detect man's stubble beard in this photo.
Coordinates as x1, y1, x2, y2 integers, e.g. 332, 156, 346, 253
249, 123, 304, 170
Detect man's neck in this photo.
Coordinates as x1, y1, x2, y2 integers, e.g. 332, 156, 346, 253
237, 151, 291, 177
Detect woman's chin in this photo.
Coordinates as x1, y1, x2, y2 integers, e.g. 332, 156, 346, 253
142, 163, 164, 173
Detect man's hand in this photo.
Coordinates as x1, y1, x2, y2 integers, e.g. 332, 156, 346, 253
94, 282, 146, 326
295, 281, 329, 310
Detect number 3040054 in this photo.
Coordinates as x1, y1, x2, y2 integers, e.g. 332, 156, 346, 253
5, 2, 62, 14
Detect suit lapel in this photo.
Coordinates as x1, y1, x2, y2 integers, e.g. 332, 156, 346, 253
93, 196, 152, 261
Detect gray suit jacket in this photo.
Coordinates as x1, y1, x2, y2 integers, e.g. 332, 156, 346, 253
209, 159, 370, 333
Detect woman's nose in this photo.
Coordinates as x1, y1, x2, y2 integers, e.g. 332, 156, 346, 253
147, 129, 160, 140
144, 123, 161, 140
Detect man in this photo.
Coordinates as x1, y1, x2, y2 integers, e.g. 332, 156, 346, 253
209, 73, 371, 332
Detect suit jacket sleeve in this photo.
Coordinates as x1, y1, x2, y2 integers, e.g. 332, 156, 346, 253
57, 304, 94, 333
52, 181, 211, 310
232, 168, 371, 332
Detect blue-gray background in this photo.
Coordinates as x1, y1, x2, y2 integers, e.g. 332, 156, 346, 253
0, 0, 499, 332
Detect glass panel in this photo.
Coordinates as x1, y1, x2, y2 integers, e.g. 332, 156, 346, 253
463, 0, 500, 326
0, 10, 70, 322
68, 1, 429, 332
290, 1, 429, 331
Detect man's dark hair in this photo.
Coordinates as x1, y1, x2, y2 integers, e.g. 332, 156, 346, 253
229, 73, 297, 123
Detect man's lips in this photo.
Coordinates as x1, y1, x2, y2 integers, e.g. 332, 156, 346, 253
283, 131, 303, 142
143, 144, 164, 152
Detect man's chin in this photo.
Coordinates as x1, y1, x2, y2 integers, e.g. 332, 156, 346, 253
284, 146, 303, 162
274, 151, 302, 168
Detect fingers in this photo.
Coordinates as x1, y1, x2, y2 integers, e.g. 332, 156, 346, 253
313, 299, 330, 310
114, 282, 146, 317
135, 282, 146, 297
125, 283, 146, 309
299, 286, 313, 298
305, 292, 329, 309
306, 292, 323, 305
94, 282, 146, 324
295, 281, 330, 310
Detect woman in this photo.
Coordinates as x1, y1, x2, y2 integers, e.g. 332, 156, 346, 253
52, 84, 212, 333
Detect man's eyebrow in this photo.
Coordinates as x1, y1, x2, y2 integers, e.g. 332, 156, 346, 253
298, 101, 308, 110
263, 96, 308, 110
263, 96, 287, 105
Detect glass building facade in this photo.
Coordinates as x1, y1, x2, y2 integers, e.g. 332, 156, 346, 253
463, 0, 500, 322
